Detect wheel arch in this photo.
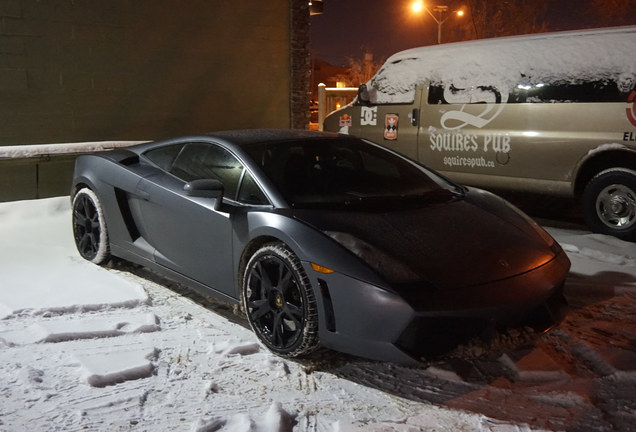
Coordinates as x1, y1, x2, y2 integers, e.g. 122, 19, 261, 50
574, 148, 636, 197
236, 235, 281, 293
71, 180, 95, 197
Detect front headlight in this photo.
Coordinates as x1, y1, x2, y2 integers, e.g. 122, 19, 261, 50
473, 189, 557, 249
324, 231, 422, 284
503, 200, 556, 249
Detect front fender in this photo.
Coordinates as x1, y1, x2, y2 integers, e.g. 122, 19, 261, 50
244, 211, 387, 288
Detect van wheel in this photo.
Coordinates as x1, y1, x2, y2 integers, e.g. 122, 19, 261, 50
583, 168, 636, 241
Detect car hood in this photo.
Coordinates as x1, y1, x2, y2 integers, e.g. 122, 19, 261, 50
292, 189, 559, 289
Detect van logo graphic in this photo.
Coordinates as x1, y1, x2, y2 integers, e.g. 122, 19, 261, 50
627, 91, 636, 128
384, 114, 398, 140
440, 85, 508, 130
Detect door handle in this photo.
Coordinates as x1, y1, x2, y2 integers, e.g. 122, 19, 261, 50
410, 109, 419, 127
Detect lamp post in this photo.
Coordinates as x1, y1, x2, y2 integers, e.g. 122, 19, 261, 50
411, 1, 464, 44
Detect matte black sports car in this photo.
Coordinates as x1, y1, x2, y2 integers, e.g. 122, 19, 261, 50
71, 129, 570, 364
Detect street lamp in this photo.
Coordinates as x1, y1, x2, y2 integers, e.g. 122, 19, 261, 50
411, 1, 464, 44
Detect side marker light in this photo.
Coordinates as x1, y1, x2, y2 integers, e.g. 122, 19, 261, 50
311, 262, 334, 274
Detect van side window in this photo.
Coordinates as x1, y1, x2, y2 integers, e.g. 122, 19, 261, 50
427, 84, 506, 104
429, 80, 629, 105
512, 80, 626, 103
427, 84, 446, 105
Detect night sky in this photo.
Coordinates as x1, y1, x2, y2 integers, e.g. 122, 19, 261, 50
310, 0, 431, 65
309, 0, 633, 66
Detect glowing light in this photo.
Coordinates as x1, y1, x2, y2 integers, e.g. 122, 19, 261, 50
311, 262, 335, 274
411, 0, 424, 13
456, 10, 464, 16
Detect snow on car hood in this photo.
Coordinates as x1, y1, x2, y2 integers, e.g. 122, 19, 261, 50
293, 190, 558, 289
367, 27, 635, 104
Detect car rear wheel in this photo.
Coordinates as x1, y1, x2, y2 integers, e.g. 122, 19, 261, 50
242, 243, 319, 357
583, 168, 636, 242
72, 188, 111, 264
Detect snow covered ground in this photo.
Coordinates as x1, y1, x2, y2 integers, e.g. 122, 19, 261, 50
0, 196, 635, 431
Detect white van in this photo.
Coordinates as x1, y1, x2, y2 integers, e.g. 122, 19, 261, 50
323, 27, 636, 241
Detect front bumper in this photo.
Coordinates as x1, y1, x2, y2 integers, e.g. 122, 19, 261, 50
305, 250, 570, 364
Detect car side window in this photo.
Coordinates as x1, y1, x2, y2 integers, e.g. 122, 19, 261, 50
170, 143, 244, 199
144, 144, 184, 171
146, 142, 269, 204
238, 170, 269, 205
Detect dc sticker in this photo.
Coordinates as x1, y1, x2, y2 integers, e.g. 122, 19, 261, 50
384, 114, 398, 140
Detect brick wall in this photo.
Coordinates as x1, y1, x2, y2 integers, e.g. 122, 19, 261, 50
0, 0, 310, 201
0, 0, 309, 145
290, 0, 310, 130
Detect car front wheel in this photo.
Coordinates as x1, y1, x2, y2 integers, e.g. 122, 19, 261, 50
583, 168, 636, 242
72, 188, 111, 264
242, 243, 319, 358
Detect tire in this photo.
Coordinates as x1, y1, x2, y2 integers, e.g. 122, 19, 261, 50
583, 168, 636, 242
72, 188, 111, 264
242, 243, 319, 358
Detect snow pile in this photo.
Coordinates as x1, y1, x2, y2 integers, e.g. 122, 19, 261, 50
0, 198, 148, 319
545, 227, 636, 298
76, 347, 159, 388
1, 312, 159, 345
193, 402, 296, 432
367, 27, 636, 104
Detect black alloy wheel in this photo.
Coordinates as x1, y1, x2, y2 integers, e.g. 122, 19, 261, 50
243, 243, 318, 357
72, 188, 111, 264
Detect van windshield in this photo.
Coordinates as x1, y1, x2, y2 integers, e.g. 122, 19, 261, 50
243, 137, 461, 210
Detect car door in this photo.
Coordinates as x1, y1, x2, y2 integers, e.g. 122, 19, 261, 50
136, 142, 244, 297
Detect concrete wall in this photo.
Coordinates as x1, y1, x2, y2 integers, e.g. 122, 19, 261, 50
0, 0, 310, 201
0, 154, 76, 201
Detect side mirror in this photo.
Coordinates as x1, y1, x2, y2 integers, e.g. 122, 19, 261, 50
357, 83, 371, 106
184, 179, 223, 199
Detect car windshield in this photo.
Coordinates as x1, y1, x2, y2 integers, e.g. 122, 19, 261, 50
243, 137, 461, 209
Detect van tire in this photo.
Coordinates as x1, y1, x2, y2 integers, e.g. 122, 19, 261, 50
583, 168, 636, 242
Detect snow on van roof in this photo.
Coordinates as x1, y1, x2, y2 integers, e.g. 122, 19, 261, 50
368, 27, 636, 104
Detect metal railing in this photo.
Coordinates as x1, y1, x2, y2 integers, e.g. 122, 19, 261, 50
0, 141, 144, 202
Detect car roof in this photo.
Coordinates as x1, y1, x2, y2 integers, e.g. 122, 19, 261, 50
206, 129, 342, 147
125, 129, 348, 158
